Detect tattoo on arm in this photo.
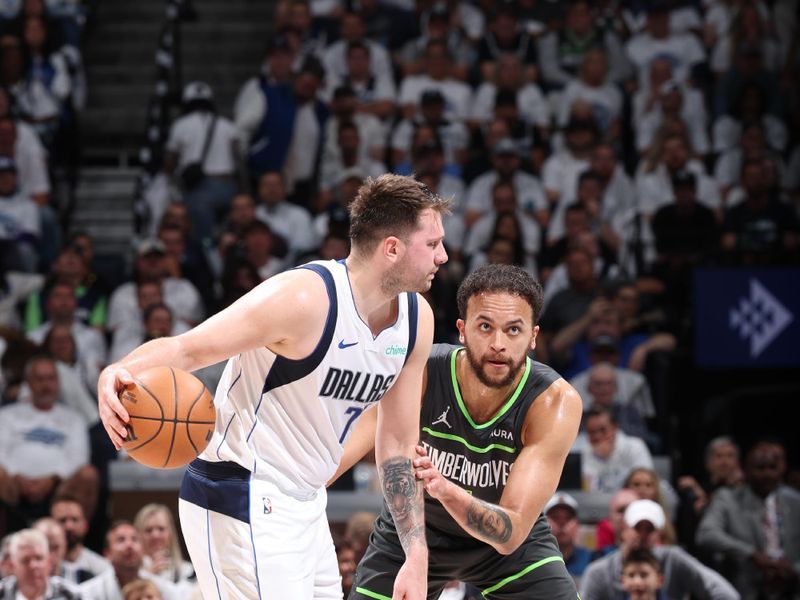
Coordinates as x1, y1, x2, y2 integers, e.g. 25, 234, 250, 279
466, 498, 512, 544
380, 456, 425, 549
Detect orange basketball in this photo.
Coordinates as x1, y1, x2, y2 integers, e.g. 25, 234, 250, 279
120, 366, 216, 469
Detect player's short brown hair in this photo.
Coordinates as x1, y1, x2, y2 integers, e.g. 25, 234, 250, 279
348, 174, 451, 254
456, 264, 544, 324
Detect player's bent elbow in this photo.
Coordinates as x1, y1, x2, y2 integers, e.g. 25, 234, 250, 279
495, 534, 525, 556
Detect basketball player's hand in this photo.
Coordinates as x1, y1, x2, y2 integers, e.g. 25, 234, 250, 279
393, 555, 428, 600
413, 445, 452, 501
98, 365, 134, 449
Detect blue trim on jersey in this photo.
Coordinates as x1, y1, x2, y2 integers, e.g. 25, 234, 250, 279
216, 367, 243, 458
404, 292, 418, 366
180, 459, 251, 523
260, 264, 338, 396
206, 510, 223, 600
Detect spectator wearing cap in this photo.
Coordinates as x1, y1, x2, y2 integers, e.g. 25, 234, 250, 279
106, 239, 203, 339
624, 3, 706, 89
253, 171, 315, 262
0, 354, 98, 522
0, 154, 40, 271
164, 81, 243, 245
397, 38, 472, 123
542, 115, 597, 210
579, 405, 654, 494
469, 53, 549, 139
322, 40, 395, 120
538, 0, 630, 90
397, 1, 474, 82
581, 498, 739, 599
391, 88, 469, 170
464, 137, 547, 227
109, 280, 190, 363
319, 120, 385, 199
544, 492, 594, 585
0, 528, 81, 599
636, 132, 721, 219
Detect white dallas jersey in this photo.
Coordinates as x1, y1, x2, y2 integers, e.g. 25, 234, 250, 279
198, 260, 419, 494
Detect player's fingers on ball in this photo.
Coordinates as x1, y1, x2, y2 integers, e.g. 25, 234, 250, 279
116, 368, 135, 385
108, 388, 130, 422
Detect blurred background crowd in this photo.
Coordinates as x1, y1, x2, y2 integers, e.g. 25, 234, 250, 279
0, 0, 799, 598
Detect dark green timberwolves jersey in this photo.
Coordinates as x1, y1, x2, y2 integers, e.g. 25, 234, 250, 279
421, 343, 561, 541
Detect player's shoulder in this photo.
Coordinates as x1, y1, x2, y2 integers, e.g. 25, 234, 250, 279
427, 343, 459, 371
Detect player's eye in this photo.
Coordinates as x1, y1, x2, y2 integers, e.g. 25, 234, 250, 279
509, 326, 520, 334
479, 323, 490, 331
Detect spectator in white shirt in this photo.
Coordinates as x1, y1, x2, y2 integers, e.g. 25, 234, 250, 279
625, 3, 706, 88
0, 92, 50, 206
464, 137, 548, 227
323, 40, 395, 120
27, 280, 106, 387
557, 48, 622, 134
0, 154, 39, 271
398, 38, 472, 122
0, 354, 98, 521
323, 85, 386, 169
581, 404, 654, 493
254, 170, 315, 260
635, 78, 709, 156
469, 52, 550, 137
41, 324, 99, 424
106, 239, 204, 335
322, 12, 392, 92
165, 82, 242, 244
710, 2, 781, 76
542, 114, 597, 209
319, 120, 386, 198
51, 494, 112, 579
712, 83, 787, 156
392, 88, 470, 169
636, 130, 720, 218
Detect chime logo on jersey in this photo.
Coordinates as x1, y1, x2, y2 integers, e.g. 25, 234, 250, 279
421, 441, 512, 489
319, 367, 396, 404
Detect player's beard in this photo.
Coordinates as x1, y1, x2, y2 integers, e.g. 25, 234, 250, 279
464, 341, 527, 389
380, 260, 433, 296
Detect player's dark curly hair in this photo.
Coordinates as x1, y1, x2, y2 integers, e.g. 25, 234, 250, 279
456, 265, 544, 324
349, 174, 452, 254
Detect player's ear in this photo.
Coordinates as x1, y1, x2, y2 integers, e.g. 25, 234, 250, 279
382, 236, 404, 263
456, 319, 466, 343
530, 325, 540, 351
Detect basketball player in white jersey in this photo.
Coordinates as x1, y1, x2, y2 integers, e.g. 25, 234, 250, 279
97, 174, 451, 600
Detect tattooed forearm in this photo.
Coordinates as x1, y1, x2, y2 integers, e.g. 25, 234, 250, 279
380, 456, 425, 549
466, 498, 512, 543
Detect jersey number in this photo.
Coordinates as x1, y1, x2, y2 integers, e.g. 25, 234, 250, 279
339, 407, 363, 443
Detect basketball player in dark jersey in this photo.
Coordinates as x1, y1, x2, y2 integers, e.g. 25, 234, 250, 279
331, 264, 583, 599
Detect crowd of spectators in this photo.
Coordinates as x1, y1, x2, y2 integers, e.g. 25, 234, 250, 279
1, 0, 799, 597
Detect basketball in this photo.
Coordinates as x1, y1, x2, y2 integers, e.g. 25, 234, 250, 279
119, 366, 216, 469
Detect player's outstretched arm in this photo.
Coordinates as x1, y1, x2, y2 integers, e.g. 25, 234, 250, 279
414, 379, 582, 555
98, 269, 328, 448
376, 295, 433, 600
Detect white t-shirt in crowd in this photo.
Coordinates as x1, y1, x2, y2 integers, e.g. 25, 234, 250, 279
557, 80, 623, 130
255, 201, 316, 257
166, 111, 240, 176
465, 170, 548, 217
0, 191, 41, 237
635, 160, 721, 215
398, 75, 472, 121
542, 150, 591, 205
625, 32, 706, 86
581, 429, 654, 493
0, 402, 89, 478
107, 278, 204, 333
15, 120, 51, 197
470, 82, 550, 128
391, 117, 469, 165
